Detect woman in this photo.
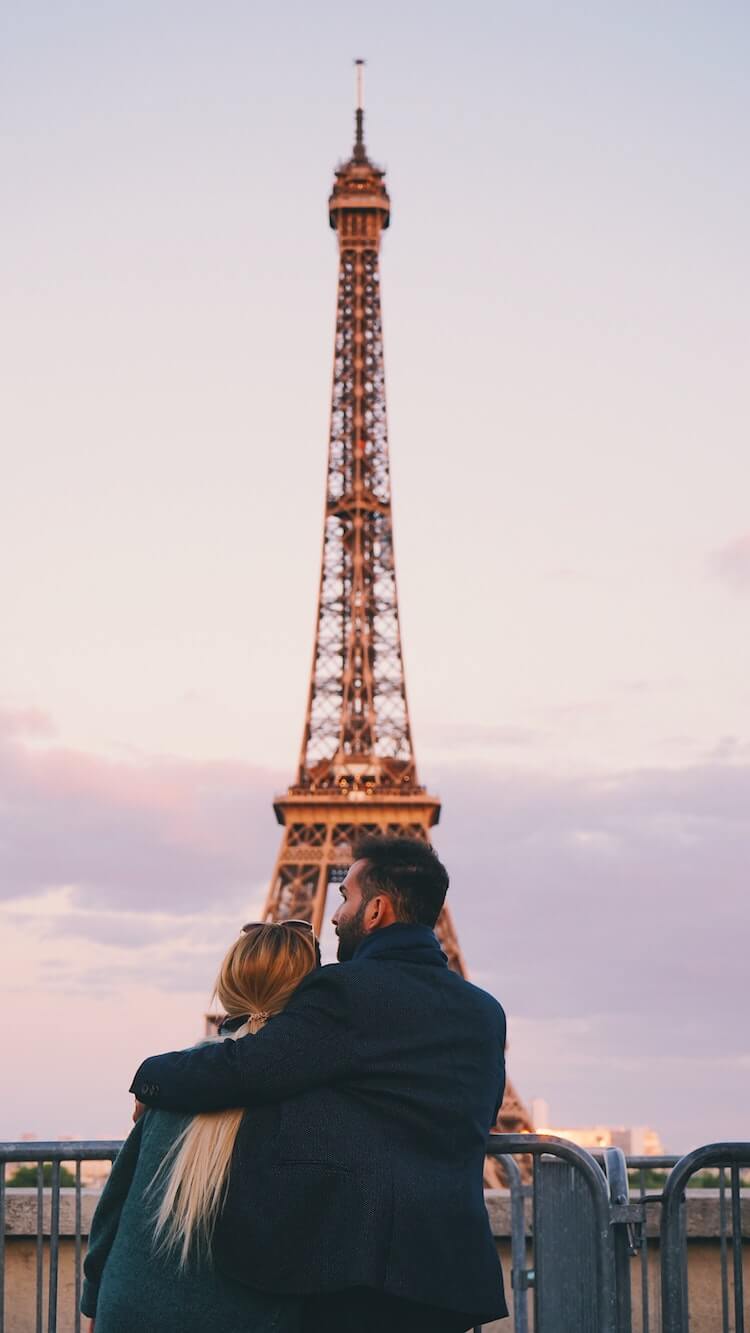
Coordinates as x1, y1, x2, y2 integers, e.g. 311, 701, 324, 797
82, 921, 319, 1333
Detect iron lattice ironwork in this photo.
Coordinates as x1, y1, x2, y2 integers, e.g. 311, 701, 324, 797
261, 84, 532, 1144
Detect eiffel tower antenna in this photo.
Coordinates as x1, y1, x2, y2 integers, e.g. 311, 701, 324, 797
354, 58, 365, 157
260, 70, 533, 1143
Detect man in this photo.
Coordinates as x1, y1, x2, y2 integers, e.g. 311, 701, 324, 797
131, 837, 508, 1331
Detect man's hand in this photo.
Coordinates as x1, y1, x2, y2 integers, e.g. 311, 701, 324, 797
87, 1320, 95, 1332
132, 1099, 147, 1124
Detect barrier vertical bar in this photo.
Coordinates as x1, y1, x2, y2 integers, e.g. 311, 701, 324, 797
731, 1163, 744, 1333
602, 1149, 632, 1333
719, 1166, 729, 1333
679, 1192, 688, 1327
638, 1168, 650, 1333
47, 1159, 60, 1333
497, 1154, 529, 1333
74, 1161, 82, 1333
36, 1161, 44, 1333
0, 1161, 5, 1333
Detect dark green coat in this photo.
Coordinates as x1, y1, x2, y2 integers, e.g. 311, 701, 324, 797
82, 1108, 301, 1333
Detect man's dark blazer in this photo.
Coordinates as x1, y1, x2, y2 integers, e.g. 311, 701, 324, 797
131, 923, 508, 1325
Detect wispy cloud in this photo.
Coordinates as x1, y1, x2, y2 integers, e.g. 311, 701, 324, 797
710, 533, 750, 594
703, 735, 750, 763
422, 721, 536, 751
0, 705, 56, 741
0, 705, 284, 912
0, 885, 266, 1006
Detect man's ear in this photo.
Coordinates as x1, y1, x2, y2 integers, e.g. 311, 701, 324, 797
363, 894, 381, 928
366, 894, 398, 930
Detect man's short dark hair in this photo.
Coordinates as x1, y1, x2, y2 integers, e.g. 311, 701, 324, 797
351, 835, 449, 928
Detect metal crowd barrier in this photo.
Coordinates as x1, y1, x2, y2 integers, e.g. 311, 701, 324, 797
660, 1142, 750, 1333
0, 1141, 120, 1333
485, 1134, 620, 1332
1, 1136, 748, 1333
484, 1135, 750, 1333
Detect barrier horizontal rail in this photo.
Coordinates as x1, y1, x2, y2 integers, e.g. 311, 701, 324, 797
0, 1143, 123, 1162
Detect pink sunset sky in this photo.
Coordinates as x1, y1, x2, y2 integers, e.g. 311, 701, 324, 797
2, 0, 749, 1151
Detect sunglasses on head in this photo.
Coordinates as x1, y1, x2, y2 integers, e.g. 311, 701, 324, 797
241, 919, 314, 935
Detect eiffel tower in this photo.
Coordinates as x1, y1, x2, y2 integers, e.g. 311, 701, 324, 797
262, 64, 532, 1143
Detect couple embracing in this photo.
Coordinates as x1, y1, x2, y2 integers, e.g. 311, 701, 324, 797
82, 836, 509, 1331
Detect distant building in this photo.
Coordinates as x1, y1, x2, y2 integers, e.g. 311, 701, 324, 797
535, 1121, 664, 1156
80, 1159, 112, 1188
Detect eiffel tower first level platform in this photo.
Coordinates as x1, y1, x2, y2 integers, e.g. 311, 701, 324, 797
261, 64, 532, 1144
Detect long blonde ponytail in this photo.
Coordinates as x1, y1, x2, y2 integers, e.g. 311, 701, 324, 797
149, 923, 317, 1267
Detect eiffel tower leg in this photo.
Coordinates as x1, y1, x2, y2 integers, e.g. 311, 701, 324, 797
264, 823, 326, 923
311, 837, 334, 936
433, 903, 468, 976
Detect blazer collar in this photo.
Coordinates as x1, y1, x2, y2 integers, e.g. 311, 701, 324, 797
352, 922, 448, 967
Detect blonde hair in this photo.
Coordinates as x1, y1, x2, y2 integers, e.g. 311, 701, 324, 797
149, 923, 317, 1267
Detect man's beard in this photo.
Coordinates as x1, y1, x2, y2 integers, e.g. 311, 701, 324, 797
336, 903, 368, 961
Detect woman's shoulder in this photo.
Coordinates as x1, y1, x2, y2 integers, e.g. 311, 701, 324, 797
139, 1107, 193, 1148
